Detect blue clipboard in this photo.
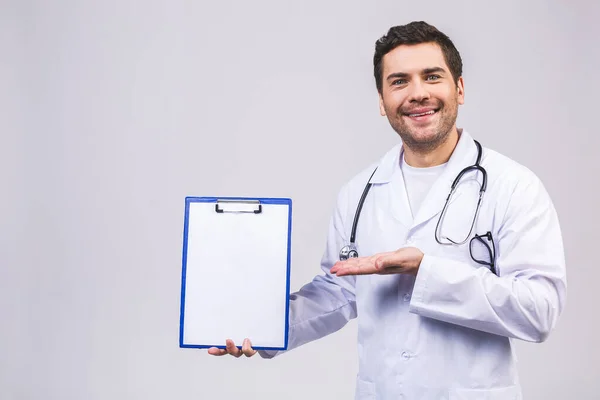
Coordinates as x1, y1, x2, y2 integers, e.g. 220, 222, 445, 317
179, 197, 292, 350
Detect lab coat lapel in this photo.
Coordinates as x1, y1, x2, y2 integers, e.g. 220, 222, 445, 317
388, 154, 413, 228
411, 131, 478, 230
370, 144, 413, 228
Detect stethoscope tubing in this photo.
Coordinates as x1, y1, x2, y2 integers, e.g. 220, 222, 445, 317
343, 139, 486, 258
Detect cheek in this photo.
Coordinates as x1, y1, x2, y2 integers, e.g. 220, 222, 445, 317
382, 92, 406, 115
437, 87, 459, 107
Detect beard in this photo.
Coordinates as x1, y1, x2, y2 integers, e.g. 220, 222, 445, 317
385, 97, 459, 154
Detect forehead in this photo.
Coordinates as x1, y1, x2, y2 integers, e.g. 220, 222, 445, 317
382, 42, 449, 75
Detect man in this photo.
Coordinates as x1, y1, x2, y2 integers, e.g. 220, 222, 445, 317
209, 21, 567, 399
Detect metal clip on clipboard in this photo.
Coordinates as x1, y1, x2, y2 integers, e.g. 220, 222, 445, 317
215, 199, 262, 214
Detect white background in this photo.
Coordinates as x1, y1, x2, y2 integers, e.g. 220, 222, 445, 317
2, 0, 598, 398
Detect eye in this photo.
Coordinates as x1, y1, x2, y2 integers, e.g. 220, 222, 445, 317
392, 79, 407, 86
426, 75, 441, 81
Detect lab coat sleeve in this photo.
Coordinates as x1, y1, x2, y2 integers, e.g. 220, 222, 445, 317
408, 173, 567, 343
258, 188, 357, 358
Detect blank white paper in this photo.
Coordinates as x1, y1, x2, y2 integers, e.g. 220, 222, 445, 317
181, 200, 291, 349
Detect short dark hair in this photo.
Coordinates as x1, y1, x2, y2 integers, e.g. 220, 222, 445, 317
373, 21, 463, 93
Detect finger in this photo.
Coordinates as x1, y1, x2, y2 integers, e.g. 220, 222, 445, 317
241, 338, 257, 357
335, 262, 377, 276
331, 258, 361, 275
208, 347, 228, 356
330, 260, 349, 274
330, 262, 340, 274
225, 339, 243, 358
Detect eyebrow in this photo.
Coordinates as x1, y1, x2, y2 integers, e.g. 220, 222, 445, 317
386, 67, 447, 81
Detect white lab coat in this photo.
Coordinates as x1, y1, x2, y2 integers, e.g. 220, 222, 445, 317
260, 130, 567, 400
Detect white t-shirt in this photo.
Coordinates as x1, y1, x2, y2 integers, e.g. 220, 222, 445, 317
401, 154, 447, 218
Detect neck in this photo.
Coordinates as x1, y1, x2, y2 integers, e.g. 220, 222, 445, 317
403, 128, 460, 168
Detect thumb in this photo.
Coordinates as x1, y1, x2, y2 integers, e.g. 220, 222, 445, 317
375, 251, 400, 270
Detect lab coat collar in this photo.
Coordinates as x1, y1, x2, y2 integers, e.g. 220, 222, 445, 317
370, 144, 403, 184
370, 129, 476, 184
412, 129, 479, 228
369, 129, 480, 228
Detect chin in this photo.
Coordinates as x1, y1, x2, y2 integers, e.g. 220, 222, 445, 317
399, 127, 450, 150
409, 129, 441, 143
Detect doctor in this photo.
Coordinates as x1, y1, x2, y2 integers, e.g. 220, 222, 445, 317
209, 21, 567, 399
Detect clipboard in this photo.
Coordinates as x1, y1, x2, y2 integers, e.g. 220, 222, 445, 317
179, 196, 292, 350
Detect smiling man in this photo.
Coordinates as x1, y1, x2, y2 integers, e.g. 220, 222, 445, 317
209, 21, 567, 400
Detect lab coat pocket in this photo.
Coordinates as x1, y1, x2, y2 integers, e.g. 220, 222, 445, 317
449, 385, 521, 400
354, 378, 375, 400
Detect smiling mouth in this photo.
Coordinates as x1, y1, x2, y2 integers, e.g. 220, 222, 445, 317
406, 109, 437, 118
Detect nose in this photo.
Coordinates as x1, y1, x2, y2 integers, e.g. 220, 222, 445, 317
407, 80, 430, 103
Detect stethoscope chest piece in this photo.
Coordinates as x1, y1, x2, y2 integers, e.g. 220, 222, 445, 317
339, 244, 359, 261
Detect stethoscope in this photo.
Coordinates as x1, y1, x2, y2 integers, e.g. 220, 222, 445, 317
339, 140, 491, 268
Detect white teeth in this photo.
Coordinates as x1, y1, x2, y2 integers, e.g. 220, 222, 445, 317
409, 110, 435, 117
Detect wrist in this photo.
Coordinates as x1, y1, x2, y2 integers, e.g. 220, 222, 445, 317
409, 249, 424, 274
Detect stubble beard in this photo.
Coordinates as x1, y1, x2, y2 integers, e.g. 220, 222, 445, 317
387, 99, 459, 154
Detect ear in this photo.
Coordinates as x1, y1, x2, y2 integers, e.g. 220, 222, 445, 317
379, 93, 387, 116
456, 76, 465, 105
